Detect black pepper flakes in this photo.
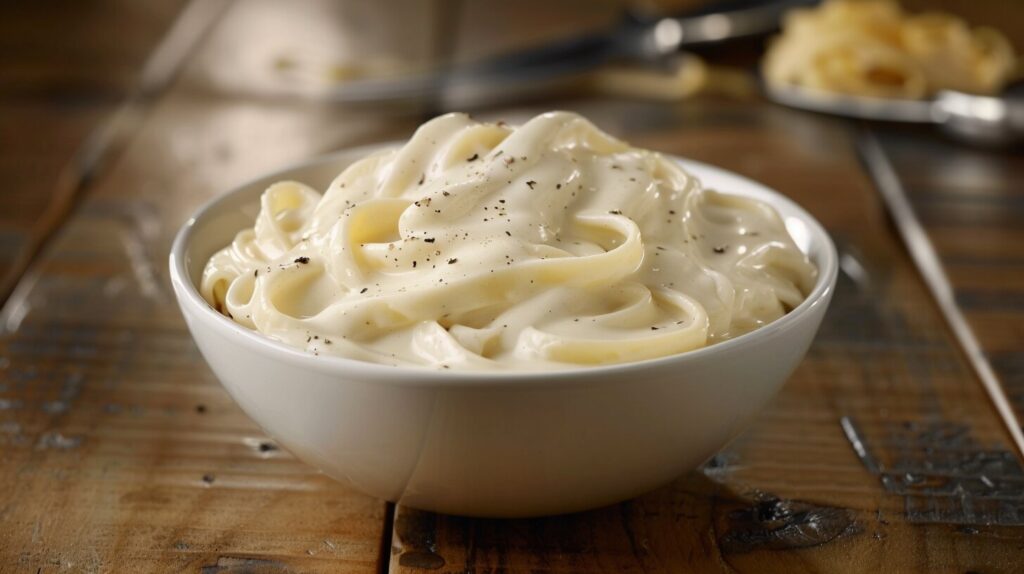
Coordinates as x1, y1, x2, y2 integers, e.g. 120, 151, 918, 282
448, 258, 458, 264
467, 153, 479, 162
294, 256, 310, 264
526, 180, 536, 189
713, 246, 728, 254
413, 261, 418, 268
418, 174, 425, 186
608, 210, 622, 215
424, 237, 436, 243
360, 287, 368, 293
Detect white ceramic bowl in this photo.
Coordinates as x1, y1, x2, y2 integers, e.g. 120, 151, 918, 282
169, 147, 838, 518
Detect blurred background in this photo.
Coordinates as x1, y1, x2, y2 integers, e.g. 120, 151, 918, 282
2, 0, 1021, 294
2, 0, 1018, 301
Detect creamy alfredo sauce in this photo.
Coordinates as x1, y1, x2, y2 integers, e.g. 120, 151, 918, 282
201, 111, 817, 370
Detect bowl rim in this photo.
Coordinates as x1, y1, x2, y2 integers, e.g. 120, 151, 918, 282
169, 145, 838, 387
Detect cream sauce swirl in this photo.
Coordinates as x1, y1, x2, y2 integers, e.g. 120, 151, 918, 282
201, 111, 816, 370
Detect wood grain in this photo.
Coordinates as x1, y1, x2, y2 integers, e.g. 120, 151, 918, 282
0, 2, 415, 571
1, 0, 1023, 572
0, 0, 188, 298
872, 127, 1024, 445
388, 102, 1024, 573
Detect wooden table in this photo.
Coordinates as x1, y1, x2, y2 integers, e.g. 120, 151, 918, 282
1, 1, 1023, 572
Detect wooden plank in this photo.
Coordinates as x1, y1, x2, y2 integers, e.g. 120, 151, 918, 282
0, 0, 189, 297
872, 127, 1024, 444
0, 1, 419, 571
2, 0, 1022, 571
0, 104, 105, 282
0, 0, 188, 97
0, 88, 408, 574
388, 100, 1024, 573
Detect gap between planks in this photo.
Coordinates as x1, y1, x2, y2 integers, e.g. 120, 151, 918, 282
0, 0, 231, 327
857, 129, 1024, 461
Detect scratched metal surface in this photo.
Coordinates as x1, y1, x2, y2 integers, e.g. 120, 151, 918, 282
1, 0, 1023, 573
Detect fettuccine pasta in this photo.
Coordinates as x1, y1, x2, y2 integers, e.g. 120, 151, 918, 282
201, 112, 816, 370
763, 0, 1017, 99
